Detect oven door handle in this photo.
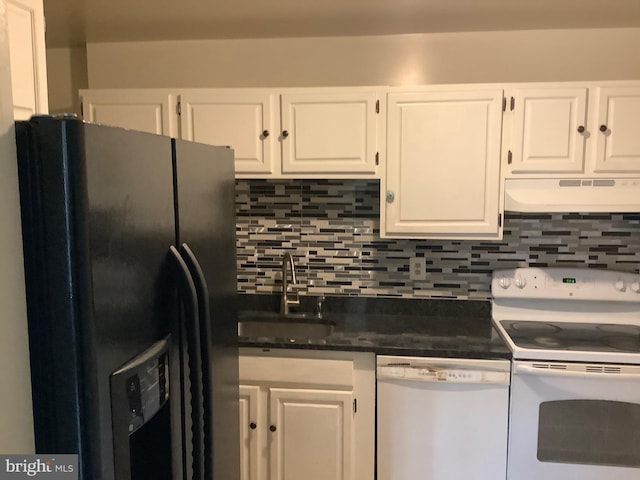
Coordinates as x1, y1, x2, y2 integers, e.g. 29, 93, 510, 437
515, 364, 640, 380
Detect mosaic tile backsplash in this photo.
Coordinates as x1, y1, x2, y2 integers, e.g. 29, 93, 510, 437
235, 180, 640, 300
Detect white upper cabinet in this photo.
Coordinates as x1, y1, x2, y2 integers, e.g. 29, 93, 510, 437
505, 82, 640, 177
280, 91, 379, 175
80, 90, 178, 137
238, 349, 375, 480
7, 0, 48, 120
508, 87, 587, 173
180, 90, 276, 175
79, 88, 382, 178
593, 86, 640, 173
384, 87, 504, 239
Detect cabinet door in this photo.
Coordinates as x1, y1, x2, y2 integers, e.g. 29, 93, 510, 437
6, 0, 48, 120
594, 86, 640, 173
269, 388, 354, 480
80, 90, 178, 136
385, 89, 503, 239
509, 88, 587, 173
240, 385, 262, 480
280, 91, 379, 175
180, 91, 276, 174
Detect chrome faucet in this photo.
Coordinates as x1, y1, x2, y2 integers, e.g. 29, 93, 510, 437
281, 252, 300, 315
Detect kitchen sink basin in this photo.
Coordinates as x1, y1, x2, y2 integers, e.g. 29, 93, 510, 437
238, 312, 335, 339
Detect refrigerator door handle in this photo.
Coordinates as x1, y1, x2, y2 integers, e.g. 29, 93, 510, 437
169, 245, 205, 480
179, 242, 214, 479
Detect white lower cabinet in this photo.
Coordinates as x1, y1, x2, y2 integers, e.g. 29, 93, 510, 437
239, 385, 261, 480
269, 388, 353, 480
238, 349, 375, 480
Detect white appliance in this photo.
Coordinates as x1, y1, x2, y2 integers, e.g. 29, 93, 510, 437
504, 177, 640, 212
492, 267, 640, 480
376, 355, 511, 480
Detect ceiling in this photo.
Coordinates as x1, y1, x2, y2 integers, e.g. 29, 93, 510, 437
44, 0, 640, 48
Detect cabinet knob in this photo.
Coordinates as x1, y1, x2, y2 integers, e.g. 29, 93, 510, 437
262, 130, 269, 138
600, 125, 608, 133
282, 130, 289, 138
249, 422, 257, 430
577, 125, 585, 133
269, 425, 277, 432
386, 191, 395, 203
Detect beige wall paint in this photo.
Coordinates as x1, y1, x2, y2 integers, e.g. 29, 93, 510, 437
86, 28, 640, 88
47, 46, 88, 115
0, 0, 35, 454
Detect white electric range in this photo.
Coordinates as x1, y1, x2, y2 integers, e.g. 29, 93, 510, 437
492, 267, 640, 480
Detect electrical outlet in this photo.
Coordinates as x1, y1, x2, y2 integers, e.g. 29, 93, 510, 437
409, 257, 427, 281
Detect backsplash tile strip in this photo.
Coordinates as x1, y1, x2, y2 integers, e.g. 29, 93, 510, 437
235, 179, 640, 300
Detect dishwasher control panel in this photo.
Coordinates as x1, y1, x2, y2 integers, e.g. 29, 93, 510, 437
377, 356, 511, 385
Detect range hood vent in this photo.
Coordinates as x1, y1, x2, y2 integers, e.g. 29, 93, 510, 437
504, 178, 640, 212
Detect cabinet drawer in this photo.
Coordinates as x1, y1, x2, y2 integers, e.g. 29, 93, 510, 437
239, 355, 353, 388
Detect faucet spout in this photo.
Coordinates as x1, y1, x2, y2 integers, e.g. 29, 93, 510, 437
281, 252, 300, 315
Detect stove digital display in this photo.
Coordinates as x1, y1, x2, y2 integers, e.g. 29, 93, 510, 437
562, 278, 577, 284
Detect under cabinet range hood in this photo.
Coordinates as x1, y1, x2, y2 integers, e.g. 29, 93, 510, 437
504, 178, 640, 212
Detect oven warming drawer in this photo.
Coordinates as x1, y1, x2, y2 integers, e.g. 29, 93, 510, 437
376, 356, 511, 480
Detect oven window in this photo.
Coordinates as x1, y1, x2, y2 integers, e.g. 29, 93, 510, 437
538, 400, 640, 467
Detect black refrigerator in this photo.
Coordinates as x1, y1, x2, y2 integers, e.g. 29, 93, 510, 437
15, 115, 240, 480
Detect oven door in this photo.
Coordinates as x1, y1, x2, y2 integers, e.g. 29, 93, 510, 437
508, 360, 640, 480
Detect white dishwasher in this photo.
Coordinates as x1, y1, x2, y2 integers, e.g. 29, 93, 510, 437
376, 355, 511, 480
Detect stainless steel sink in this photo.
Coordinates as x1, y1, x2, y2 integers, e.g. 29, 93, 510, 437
238, 313, 335, 339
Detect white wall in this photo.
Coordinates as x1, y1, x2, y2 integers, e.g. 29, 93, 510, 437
0, 0, 35, 454
86, 28, 640, 88
46, 46, 88, 116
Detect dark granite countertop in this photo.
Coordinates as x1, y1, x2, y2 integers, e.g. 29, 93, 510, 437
237, 295, 511, 360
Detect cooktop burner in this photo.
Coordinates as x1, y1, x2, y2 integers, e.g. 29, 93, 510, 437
510, 321, 562, 335
499, 320, 640, 354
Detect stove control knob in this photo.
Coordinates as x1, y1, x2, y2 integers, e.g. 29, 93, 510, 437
515, 276, 527, 289
615, 280, 626, 292
498, 277, 511, 289
631, 281, 640, 293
